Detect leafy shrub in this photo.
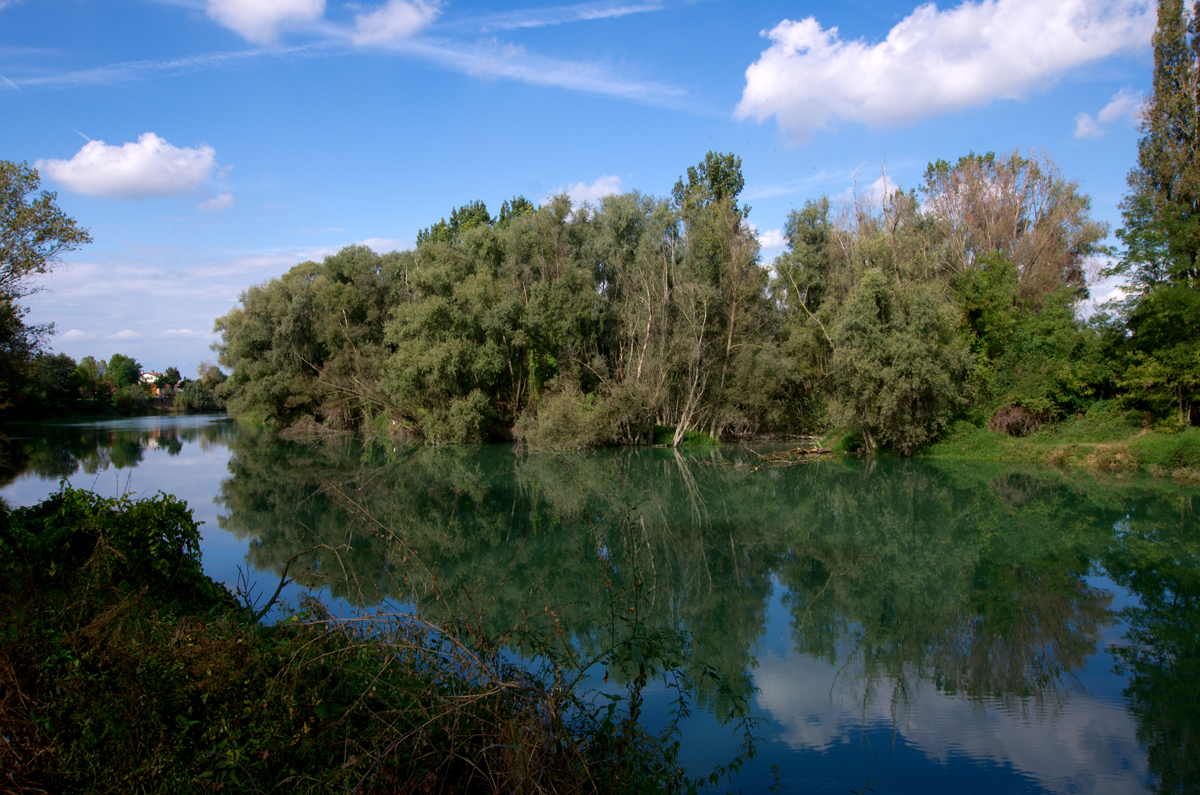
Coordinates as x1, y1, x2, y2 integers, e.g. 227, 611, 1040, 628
112, 384, 149, 415
515, 387, 617, 450
173, 379, 223, 413
0, 486, 233, 612
423, 388, 494, 443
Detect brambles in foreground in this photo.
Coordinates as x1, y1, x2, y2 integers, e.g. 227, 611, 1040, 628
0, 486, 734, 794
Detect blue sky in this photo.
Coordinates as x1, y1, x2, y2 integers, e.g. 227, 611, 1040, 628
2, 0, 1154, 373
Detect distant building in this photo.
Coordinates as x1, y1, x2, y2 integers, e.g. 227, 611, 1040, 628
140, 371, 180, 397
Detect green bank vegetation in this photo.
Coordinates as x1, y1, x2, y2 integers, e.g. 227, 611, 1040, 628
0, 485, 746, 794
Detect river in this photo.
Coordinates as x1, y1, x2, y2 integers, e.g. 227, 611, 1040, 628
2, 414, 1196, 795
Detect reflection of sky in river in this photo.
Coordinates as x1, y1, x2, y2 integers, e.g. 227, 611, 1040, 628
0, 418, 1164, 794
739, 578, 1149, 795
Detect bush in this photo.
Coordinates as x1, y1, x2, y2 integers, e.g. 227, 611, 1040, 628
173, 379, 223, 413
516, 387, 617, 450
112, 384, 149, 415
0, 488, 713, 794
423, 389, 494, 443
0, 486, 234, 612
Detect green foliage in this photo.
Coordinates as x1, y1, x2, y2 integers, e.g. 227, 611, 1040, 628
922, 151, 1107, 301
174, 379, 224, 413
956, 255, 1110, 426
156, 366, 181, 387
828, 270, 972, 454
0, 160, 92, 301
415, 199, 493, 246
0, 486, 231, 611
423, 388, 493, 444
112, 383, 149, 415
210, 148, 1133, 453
515, 386, 617, 450
106, 352, 141, 389
0, 297, 48, 410
1108, 0, 1200, 428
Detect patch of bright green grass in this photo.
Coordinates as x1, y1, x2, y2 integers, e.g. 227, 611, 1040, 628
653, 425, 719, 446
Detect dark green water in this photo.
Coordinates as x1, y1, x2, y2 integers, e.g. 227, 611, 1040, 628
3, 415, 1198, 794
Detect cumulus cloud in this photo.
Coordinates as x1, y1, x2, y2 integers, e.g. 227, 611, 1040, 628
107, 329, 142, 341
59, 329, 96, 342
758, 228, 787, 250
1075, 86, 1142, 138
206, 0, 325, 44
547, 174, 623, 206
198, 192, 235, 212
736, 0, 1154, 142
352, 0, 439, 47
37, 133, 219, 199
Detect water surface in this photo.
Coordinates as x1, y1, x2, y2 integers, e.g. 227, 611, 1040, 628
3, 415, 1197, 795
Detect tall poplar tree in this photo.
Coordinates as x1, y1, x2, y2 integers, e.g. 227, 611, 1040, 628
1111, 0, 1200, 425
1116, 0, 1200, 288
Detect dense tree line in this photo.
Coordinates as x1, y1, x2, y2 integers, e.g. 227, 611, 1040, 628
213, 146, 1129, 451
211, 1, 1200, 450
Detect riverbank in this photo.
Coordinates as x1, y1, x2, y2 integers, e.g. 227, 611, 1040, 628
918, 406, 1200, 484
0, 487, 700, 794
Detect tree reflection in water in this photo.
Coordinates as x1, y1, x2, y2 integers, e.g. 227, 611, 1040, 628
212, 430, 1200, 793
7, 422, 1195, 793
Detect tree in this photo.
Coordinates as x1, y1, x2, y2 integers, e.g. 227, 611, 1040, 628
415, 200, 492, 246
0, 162, 90, 414
1116, 0, 1200, 290
155, 367, 181, 389
0, 299, 48, 409
1110, 0, 1200, 425
922, 151, 1108, 301
107, 354, 141, 390
827, 269, 972, 454
1, 161, 91, 300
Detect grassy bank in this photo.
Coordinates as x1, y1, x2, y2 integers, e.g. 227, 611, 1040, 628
920, 404, 1200, 483
0, 488, 708, 794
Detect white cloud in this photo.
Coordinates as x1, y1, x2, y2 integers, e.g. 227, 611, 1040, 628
758, 228, 787, 250
198, 192, 235, 212
37, 133, 219, 199
352, 0, 439, 47
206, 0, 325, 44
107, 329, 142, 341
401, 38, 685, 105
455, 1, 663, 33
0, 0, 22, 10
1074, 113, 1104, 139
546, 174, 623, 206
357, 237, 410, 252
163, 329, 213, 337
59, 329, 96, 342
736, 0, 1154, 142
1075, 86, 1142, 138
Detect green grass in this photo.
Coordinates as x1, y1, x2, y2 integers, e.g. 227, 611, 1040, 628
921, 404, 1200, 482
652, 425, 719, 447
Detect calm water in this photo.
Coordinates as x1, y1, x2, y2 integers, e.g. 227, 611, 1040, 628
3, 414, 1198, 795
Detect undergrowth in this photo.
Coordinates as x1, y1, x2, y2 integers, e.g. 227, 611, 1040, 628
0, 486, 744, 794
920, 402, 1200, 481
